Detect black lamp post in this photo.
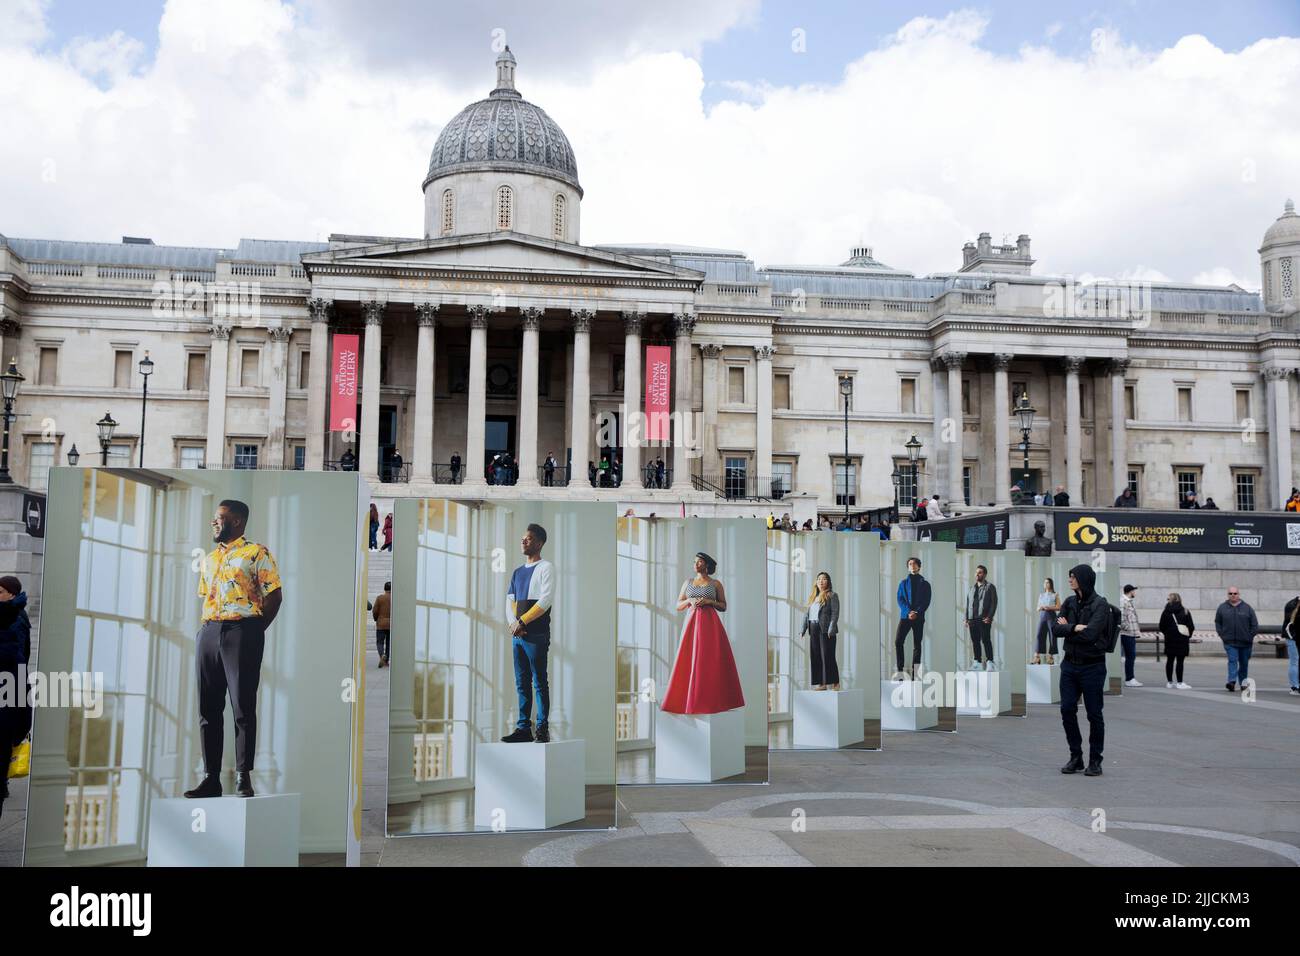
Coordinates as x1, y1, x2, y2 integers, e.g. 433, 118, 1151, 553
138, 350, 154, 467
905, 434, 922, 517
67, 444, 80, 466
97, 411, 118, 466
890, 465, 901, 521
1015, 394, 1036, 499
839, 376, 853, 527
0, 359, 24, 484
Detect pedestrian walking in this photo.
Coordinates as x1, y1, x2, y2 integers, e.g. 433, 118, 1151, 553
1283, 594, 1298, 695
381, 513, 393, 552
1158, 592, 1194, 689
1052, 564, 1111, 776
369, 503, 379, 551
1120, 584, 1142, 687
1215, 586, 1258, 691
373, 582, 392, 668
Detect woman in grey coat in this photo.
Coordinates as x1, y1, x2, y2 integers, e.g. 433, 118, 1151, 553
804, 571, 841, 690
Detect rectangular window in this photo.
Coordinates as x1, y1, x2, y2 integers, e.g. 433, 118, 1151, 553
894, 458, 918, 510
1176, 469, 1200, 503
1124, 385, 1135, 421
900, 377, 917, 414
770, 461, 792, 498
833, 462, 857, 507
292, 445, 306, 471
1176, 386, 1192, 422
1234, 470, 1257, 511
28, 441, 55, 489
179, 446, 205, 469
727, 367, 744, 404
962, 465, 972, 506
106, 443, 131, 465
240, 349, 259, 387
1011, 381, 1028, 412
616, 516, 654, 746
233, 444, 259, 469
186, 352, 207, 391
1081, 380, 1093, 419
773, 373, 791, 410
298, 350, 310, 390
724, 456, 748, 499
961, 378, 971, 415
1235, 388, 1251, 424
37, 347, 58, 386
114, 350, 132, 389
1127, 468, 1141, 498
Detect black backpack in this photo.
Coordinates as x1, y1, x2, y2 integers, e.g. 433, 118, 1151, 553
1103, 602, 1121, 653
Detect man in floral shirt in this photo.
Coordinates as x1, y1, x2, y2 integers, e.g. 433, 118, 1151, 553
185, 499, 283, 799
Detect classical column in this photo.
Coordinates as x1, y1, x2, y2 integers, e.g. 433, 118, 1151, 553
992, 353, 1013, 507
700, 344, 723, 479
622, 311, 644, 487
1064, 356, 1084, 504
413, 303, 438, 481
305, 298, 330, 470
569, 309, 593, 483
672, 312, 695, 487
944, 351, 966, 504
516, 307, 542, 487
205, 322, 231, 467
1266, 365, 1294, 507
1110, 358, 1130, 503
359, 301, 384, 479
466, 306, 489, 484
755, 345, 775, 494
0, 312, 20, 373
930, 359, 947, 502
266, 325, 292, 469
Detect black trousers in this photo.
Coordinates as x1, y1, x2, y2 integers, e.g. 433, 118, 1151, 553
1035, 611, 1058, 655
376, 629, 390, 659
809, 624, 839, 685
968, 619, 993, 662
895, 616, 925, 672
1164, 654, 1186, 683
1060, 659, 1106, 763
197, 619, 265, 775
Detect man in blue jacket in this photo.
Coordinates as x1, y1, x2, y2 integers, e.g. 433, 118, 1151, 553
895, 557, 932, 680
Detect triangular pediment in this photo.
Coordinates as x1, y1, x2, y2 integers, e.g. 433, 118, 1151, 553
301, 232, 703, 282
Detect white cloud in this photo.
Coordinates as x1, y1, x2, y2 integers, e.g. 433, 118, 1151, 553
0, 0, 49, 49
0, 1, 1295, 288
1191, 266, 1256, 290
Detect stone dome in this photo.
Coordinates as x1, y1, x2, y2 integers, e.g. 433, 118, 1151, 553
423, 48, 581, 195
1262, 198, 1300, 249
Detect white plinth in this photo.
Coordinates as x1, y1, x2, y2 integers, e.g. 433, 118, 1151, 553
148, 793, 300, 867
473, 739, 585, 831
655, 709, 745, 782
880, 679, 938, 731
955, 669, 1012, 717
794, 688, 865, 749
1027, 663, 1061, 704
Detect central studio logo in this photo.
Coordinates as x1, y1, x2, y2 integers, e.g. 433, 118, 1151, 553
1227, 528, 1263, 549
1067, 516, 1109, 546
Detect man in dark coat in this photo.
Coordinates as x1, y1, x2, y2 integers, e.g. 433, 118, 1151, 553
1052, 564, 1111, 776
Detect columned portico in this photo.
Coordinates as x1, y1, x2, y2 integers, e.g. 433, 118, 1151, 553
465, 305, 490, 484
755, 345, 775, 490
622, 311, 643, 485
943, 351, 965, 504
516, 307, 542, 487
360, 301, 384, 479
570, 309, 593, 480
1110, 358, 1129, 502
205, 322, 231, 466
992, 353, 1012, 507
701, 343, 722, 474
672, 312, 695, 488
1265, 365, 1294, 506
266, 325, 292, 468
305, 298, 330, 470
413, 302, 438, 481
1063, 356, 1083, 504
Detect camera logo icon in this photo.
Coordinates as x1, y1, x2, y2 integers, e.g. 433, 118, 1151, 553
1067, 517, 1109, 546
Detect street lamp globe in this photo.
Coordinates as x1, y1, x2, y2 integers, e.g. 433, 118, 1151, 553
1015, 394, 1036, 434
96, 411, 118, 445
905, 434, 922, 463
138, 350, 154, 379
1, 359, 23, 402
67, 444, 80, 466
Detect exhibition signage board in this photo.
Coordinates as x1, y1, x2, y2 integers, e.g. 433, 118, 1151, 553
923, 513, 1008, 550
1054, 509, 1300, 554
329, 333, 360, 432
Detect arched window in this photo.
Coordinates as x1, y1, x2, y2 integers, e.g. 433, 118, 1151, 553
496, 185, 513, 230
553, 193, 566, 241
441, 189, 455, 236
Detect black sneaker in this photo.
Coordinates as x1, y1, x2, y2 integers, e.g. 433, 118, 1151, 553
501, 727, 534, 743
1060, 756, 1084, 774
1225, 682, 1236, 692
183, 775, 223, 799
535, 726, 551, 743
1084, 761, 1103, 777
235, 772, 255, 797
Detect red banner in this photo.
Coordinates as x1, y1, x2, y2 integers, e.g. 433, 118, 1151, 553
644, 345, 672, 441
330, 334, 360, 432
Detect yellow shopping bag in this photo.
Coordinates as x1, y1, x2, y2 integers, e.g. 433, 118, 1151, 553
8, 738, 30, 779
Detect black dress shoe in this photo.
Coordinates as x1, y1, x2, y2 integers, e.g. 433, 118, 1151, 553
184, 775, 222, 799
236, 772, 255, 797
501, 727, 534, 743
1084, 761, 1103, 777
535, 726, 550, 743
1060, 756, 1084, 774
1225, 682, 1235, 692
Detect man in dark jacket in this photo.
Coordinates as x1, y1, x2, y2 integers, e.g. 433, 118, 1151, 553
894, 557, 932, 680
1113, 487, 1138, 507
0, 576, 33, 820
1215, 587, 1258, 691
964, 564, 999, 669
1052, 564, 1111, 776
1052, 485, 1070, 507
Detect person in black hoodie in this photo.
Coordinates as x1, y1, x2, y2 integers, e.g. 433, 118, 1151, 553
1052, 564, 1111, 776
0, 575, 32, 820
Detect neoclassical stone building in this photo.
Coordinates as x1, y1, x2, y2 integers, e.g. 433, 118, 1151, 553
1, 48, 1297, 515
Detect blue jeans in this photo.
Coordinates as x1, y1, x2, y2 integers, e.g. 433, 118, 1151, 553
1060, 659, 1106, 763
1288, 639, 1298, 689
1226, 643, 1253, 685
1121, 634, 1138, 681
512, 635, 550, 731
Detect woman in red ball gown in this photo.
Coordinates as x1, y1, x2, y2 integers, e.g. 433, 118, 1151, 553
660, 552, 746, 715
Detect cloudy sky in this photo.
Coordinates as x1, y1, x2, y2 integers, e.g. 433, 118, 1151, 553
1, 0, 1297, 287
